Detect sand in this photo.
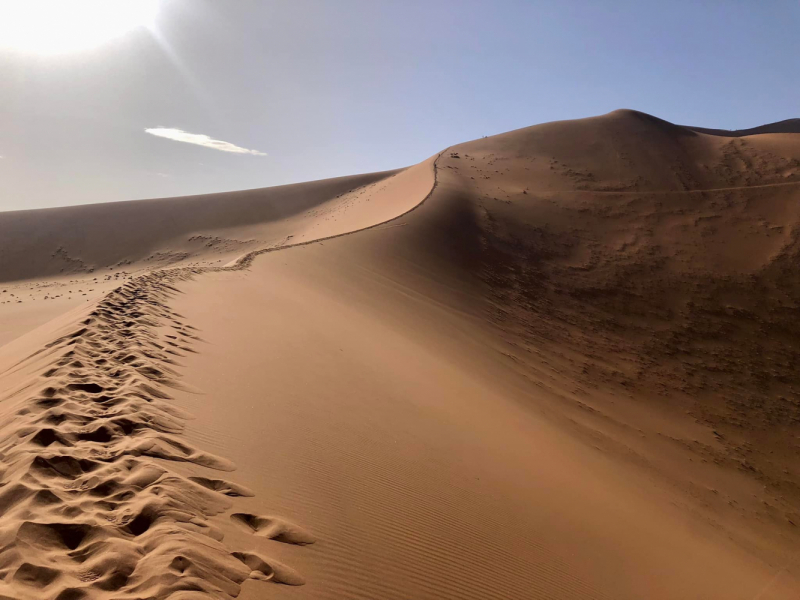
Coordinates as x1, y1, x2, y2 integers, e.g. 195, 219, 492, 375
0, 109, 798, 599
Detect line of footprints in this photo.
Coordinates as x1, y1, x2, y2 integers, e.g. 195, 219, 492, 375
0, 266, 314, 599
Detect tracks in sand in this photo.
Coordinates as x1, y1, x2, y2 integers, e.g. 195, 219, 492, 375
0, 155, 443, 599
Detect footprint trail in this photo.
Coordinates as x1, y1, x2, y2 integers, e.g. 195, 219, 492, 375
0, 267, 311, 599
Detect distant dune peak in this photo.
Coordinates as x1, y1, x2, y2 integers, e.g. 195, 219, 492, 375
601, 109, 800, 138
686, 117, 800, 137
602, 108, 698, 136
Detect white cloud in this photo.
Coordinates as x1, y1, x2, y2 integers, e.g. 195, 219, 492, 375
145, 127, 266, 156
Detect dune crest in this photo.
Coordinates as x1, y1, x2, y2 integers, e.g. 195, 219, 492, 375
0, 156, 441, 598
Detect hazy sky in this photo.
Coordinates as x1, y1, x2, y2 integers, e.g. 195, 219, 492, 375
1, 0, 798, 211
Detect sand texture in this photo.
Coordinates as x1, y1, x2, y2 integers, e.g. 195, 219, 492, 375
0, 110, 799, 598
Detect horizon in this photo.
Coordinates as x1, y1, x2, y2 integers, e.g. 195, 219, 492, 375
1, 0, 799, 211
1, 107, 798, 216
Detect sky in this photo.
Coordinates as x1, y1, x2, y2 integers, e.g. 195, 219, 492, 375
0, 0, 798, 211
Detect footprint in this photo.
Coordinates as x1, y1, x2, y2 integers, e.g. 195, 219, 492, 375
12, 562, 61, 588
189, 477, 254, 497
232, 551, 305, 586
230, 513, 315, 545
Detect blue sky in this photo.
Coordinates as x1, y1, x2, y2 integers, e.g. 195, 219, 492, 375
1, 0, 798, 210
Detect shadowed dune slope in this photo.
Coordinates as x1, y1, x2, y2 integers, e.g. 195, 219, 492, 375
433, 109, 800, 511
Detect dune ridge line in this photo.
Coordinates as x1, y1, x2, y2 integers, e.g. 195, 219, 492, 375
227, 149, 447, 271
0, 155, 443, 598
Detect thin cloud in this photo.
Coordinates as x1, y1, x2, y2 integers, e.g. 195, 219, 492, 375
145, 127, 266, 156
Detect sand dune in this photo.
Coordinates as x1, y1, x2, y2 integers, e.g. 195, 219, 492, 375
687, 117, 800, 137
0, 169, 402, 284
0, 159, 435, 346
0, 110, 799, 598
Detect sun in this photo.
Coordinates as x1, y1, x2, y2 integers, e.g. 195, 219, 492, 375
0, 0, 159, 55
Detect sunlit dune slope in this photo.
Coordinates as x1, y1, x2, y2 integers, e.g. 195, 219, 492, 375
0, 156, 442, 600
0, 158, 435, 344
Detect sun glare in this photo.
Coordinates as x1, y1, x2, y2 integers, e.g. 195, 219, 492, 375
0, 0, 158, 54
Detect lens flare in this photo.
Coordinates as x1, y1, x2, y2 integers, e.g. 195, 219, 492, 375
0, 0, 159, 54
